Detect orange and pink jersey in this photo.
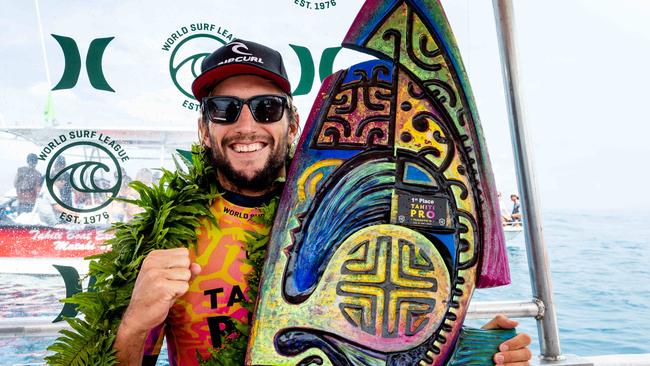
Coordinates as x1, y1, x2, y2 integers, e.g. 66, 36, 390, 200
142, 190, 275, 366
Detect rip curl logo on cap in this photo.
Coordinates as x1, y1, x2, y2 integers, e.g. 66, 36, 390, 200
230, 41, 252, 56
217, 55, 264, 66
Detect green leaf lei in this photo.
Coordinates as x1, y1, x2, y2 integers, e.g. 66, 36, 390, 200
46, 144, 278, 365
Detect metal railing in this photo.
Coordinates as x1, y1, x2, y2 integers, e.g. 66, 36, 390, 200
492, 0, 564, 361
2, 308, 648, 366
489, 1, 650, 366
0, 300, 545, 339
0, 317, 68, 338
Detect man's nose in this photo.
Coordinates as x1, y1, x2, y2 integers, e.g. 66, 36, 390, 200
233, 104, 257, 132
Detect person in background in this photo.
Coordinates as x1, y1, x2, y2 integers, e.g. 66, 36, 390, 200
14, 153, 42, 186
44, 156, 74, 222
73, 191, 91, 210
13, 153, 43, 214
14, 173, 39, 215
511, 194, 522, 223
108, 173, 133, 223
51, 156, 72, 207
113, 168, 154, 222
122, 169, 155, 220
498, 191, 512, 224
13, 176, 57, 226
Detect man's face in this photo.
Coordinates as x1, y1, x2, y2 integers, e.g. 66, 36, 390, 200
199, 75, 297, 194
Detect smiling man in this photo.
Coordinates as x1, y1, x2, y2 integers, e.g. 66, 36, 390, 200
113, 39, 531, 366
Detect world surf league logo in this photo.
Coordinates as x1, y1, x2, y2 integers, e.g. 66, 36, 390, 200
38, 130, 129, 225
161, 23, 235, 112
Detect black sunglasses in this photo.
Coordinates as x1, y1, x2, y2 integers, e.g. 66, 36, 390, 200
202, 94, 289, 124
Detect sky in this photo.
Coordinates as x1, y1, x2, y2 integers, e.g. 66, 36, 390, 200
0, 0, 649, 211
440, 0, 650, 212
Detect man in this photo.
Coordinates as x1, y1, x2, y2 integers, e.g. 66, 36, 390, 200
114, 40, 531, 366
13, 153, 42, 214
511, 194, 522, 222
47, 156, 73, 219
11, 173, 58, 226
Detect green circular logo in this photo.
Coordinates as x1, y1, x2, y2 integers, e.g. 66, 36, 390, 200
45, 141, 122, 213
169, 33, 227, 100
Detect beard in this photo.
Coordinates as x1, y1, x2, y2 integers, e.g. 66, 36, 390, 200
207, 133, 289, 192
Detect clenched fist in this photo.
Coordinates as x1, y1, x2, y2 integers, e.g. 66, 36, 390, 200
115, 248, 201, 364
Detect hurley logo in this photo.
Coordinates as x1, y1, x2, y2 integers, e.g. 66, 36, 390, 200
51, 34, 115, 92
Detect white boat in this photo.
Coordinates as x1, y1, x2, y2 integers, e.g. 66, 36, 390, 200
503, 223, 523, 241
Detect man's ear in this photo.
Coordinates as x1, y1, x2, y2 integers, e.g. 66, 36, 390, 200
288, 112, 300, 142
197, 117, 212, 148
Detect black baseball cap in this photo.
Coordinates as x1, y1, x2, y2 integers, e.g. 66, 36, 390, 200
191, 39, 291, 102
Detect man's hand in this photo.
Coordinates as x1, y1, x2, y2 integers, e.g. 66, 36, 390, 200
482, 314, 533, 366
115, 248, 201, 365
122, 248, 201, 333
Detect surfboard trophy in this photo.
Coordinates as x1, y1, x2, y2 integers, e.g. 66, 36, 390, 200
247, 0, 512, 364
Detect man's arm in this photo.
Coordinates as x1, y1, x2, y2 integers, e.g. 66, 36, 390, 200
114, 317, 149, 365
483, 315, 533, 366
114, 248, 201, 365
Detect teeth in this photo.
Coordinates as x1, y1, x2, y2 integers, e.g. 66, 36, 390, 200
232, 143, 264, 153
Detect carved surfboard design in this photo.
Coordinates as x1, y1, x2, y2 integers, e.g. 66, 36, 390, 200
247, 1, 509, 365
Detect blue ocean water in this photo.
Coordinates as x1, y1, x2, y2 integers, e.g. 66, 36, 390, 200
468, 210, 650, 356
1, 210, 648, 365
